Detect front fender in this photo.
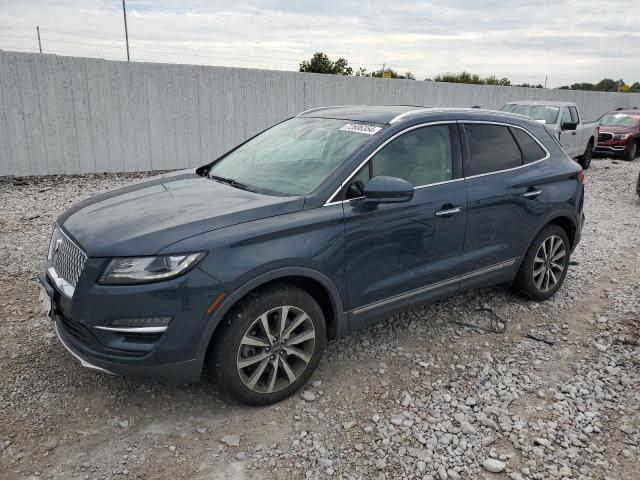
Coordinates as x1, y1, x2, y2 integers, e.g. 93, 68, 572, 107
194, 266, 347, 361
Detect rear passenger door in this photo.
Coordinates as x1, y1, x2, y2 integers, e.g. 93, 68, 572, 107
460, 122, 549, 289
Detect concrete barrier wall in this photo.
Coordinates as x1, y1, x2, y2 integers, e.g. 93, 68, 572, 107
2, 51, 639, 176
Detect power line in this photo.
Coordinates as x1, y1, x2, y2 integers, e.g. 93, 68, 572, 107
0, 25, 628, 84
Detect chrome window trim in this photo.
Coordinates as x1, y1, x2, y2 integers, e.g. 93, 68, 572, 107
352, 257, 518, 315
323, 119, 551, 206
323, 121, 457, 206
388, 108, 432, 124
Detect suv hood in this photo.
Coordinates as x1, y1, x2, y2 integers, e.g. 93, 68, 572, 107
598, 125, 635, 133
58, 170, 305, 257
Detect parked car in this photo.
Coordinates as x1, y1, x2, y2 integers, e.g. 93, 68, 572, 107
39, 106, 585, 405
595, 109, 640, 161
499, 101, 596, 169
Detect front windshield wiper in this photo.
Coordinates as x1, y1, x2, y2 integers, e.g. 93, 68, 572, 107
208, 174, 256, 192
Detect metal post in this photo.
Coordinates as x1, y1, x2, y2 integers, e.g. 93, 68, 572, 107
36, 26, 42, 53
122, 0, 130, 61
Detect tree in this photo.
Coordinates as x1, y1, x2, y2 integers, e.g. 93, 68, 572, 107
558, 78, 638, 92
515, 83, 544, 89
356, 67, 415, 80
433, 71, 511, 86
299, 52, 353, 75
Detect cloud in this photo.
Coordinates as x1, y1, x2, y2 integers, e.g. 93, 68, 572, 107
0, 0, 638, 86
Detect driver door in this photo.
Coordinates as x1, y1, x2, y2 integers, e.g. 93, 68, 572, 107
559, 107, 577, 156
342, 123, 467, 331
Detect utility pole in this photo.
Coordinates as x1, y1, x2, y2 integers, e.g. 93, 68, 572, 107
122, 0, 130, 61
382, 62, 385, 75
36, 26, 42, 53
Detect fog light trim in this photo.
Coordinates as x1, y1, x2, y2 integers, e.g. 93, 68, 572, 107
95, 316, 172, 333
94, 325, 168, 333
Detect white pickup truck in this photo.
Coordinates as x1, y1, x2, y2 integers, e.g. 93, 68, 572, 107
500, 101, 596, 169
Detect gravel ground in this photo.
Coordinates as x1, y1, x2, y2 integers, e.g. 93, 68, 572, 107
0, 157, 639, 480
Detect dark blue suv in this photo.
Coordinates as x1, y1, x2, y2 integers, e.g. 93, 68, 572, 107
39, 106, 585, 405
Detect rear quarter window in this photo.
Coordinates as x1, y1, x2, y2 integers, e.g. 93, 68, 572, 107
463, 124, 522, 176
510, 128, 547, 163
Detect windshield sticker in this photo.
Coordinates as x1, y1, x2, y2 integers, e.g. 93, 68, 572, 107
339, 123, 382, 135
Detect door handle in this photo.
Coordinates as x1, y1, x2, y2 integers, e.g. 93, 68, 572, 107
571, 132, 576, 135
435, 206, 462, 217
522, 190, 542, 199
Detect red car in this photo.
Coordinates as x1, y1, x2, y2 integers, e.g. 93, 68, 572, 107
595, 109, 640, 161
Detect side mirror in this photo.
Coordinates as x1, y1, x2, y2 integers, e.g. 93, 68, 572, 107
361, 176, 414, 205
561, 122, 577, 131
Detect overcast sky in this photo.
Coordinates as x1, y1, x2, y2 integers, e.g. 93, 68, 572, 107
0, 0, 638, 87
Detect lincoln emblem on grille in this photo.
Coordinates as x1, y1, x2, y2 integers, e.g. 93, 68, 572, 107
54, 238, 62, 253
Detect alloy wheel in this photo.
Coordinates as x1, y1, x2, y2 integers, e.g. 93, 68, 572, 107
236, 306, 316, 394
533, 234, 566, 292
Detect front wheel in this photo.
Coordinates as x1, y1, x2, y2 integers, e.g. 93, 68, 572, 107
578, 141, 593, 169
209, 283, 326, 405
514, 225, 571, 301
625, 141, 638, 162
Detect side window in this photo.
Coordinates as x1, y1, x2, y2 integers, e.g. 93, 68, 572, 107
510, 128, 547, 163
569, 107, 579, 123
370, 125, 452, 186
345, 164, 370, 199
561, 108, 572, 125
345, 125, 453, 198
463, 124, 522, 176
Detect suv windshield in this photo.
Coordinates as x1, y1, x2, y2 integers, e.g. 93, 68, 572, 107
208, 117, 384, 195
500, 104, 560, 124
598, 113, 638, 127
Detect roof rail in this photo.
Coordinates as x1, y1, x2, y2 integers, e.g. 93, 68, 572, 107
388, 108, 432, 124
296, 105, 350, 116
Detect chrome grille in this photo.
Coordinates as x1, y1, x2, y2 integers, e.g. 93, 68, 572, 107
50, 228, 87, 287
598, 132, 614, 143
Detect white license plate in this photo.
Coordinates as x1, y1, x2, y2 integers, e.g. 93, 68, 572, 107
38, 282, 52, 316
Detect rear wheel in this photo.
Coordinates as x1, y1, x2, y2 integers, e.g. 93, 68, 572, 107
514, 225, 571, 301
578, 141, 593, 169
209, 283, 326, 405
625, 141, 638, 162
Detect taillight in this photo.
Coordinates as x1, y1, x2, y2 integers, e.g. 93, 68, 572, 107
578, 170, 585, 184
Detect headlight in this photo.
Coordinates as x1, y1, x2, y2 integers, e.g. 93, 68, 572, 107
99, 252, 206, 285
613, 133, 630, 140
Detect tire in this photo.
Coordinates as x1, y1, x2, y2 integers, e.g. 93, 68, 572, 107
513, 225, 571, 301
625, 141, 638, 162
209, 283, 326, 405
578, 141, 593, 169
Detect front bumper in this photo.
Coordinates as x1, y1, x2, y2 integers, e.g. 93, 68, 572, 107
53, 316, 202, 382
594, 140, 630, 156
40, 259, 223, 383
